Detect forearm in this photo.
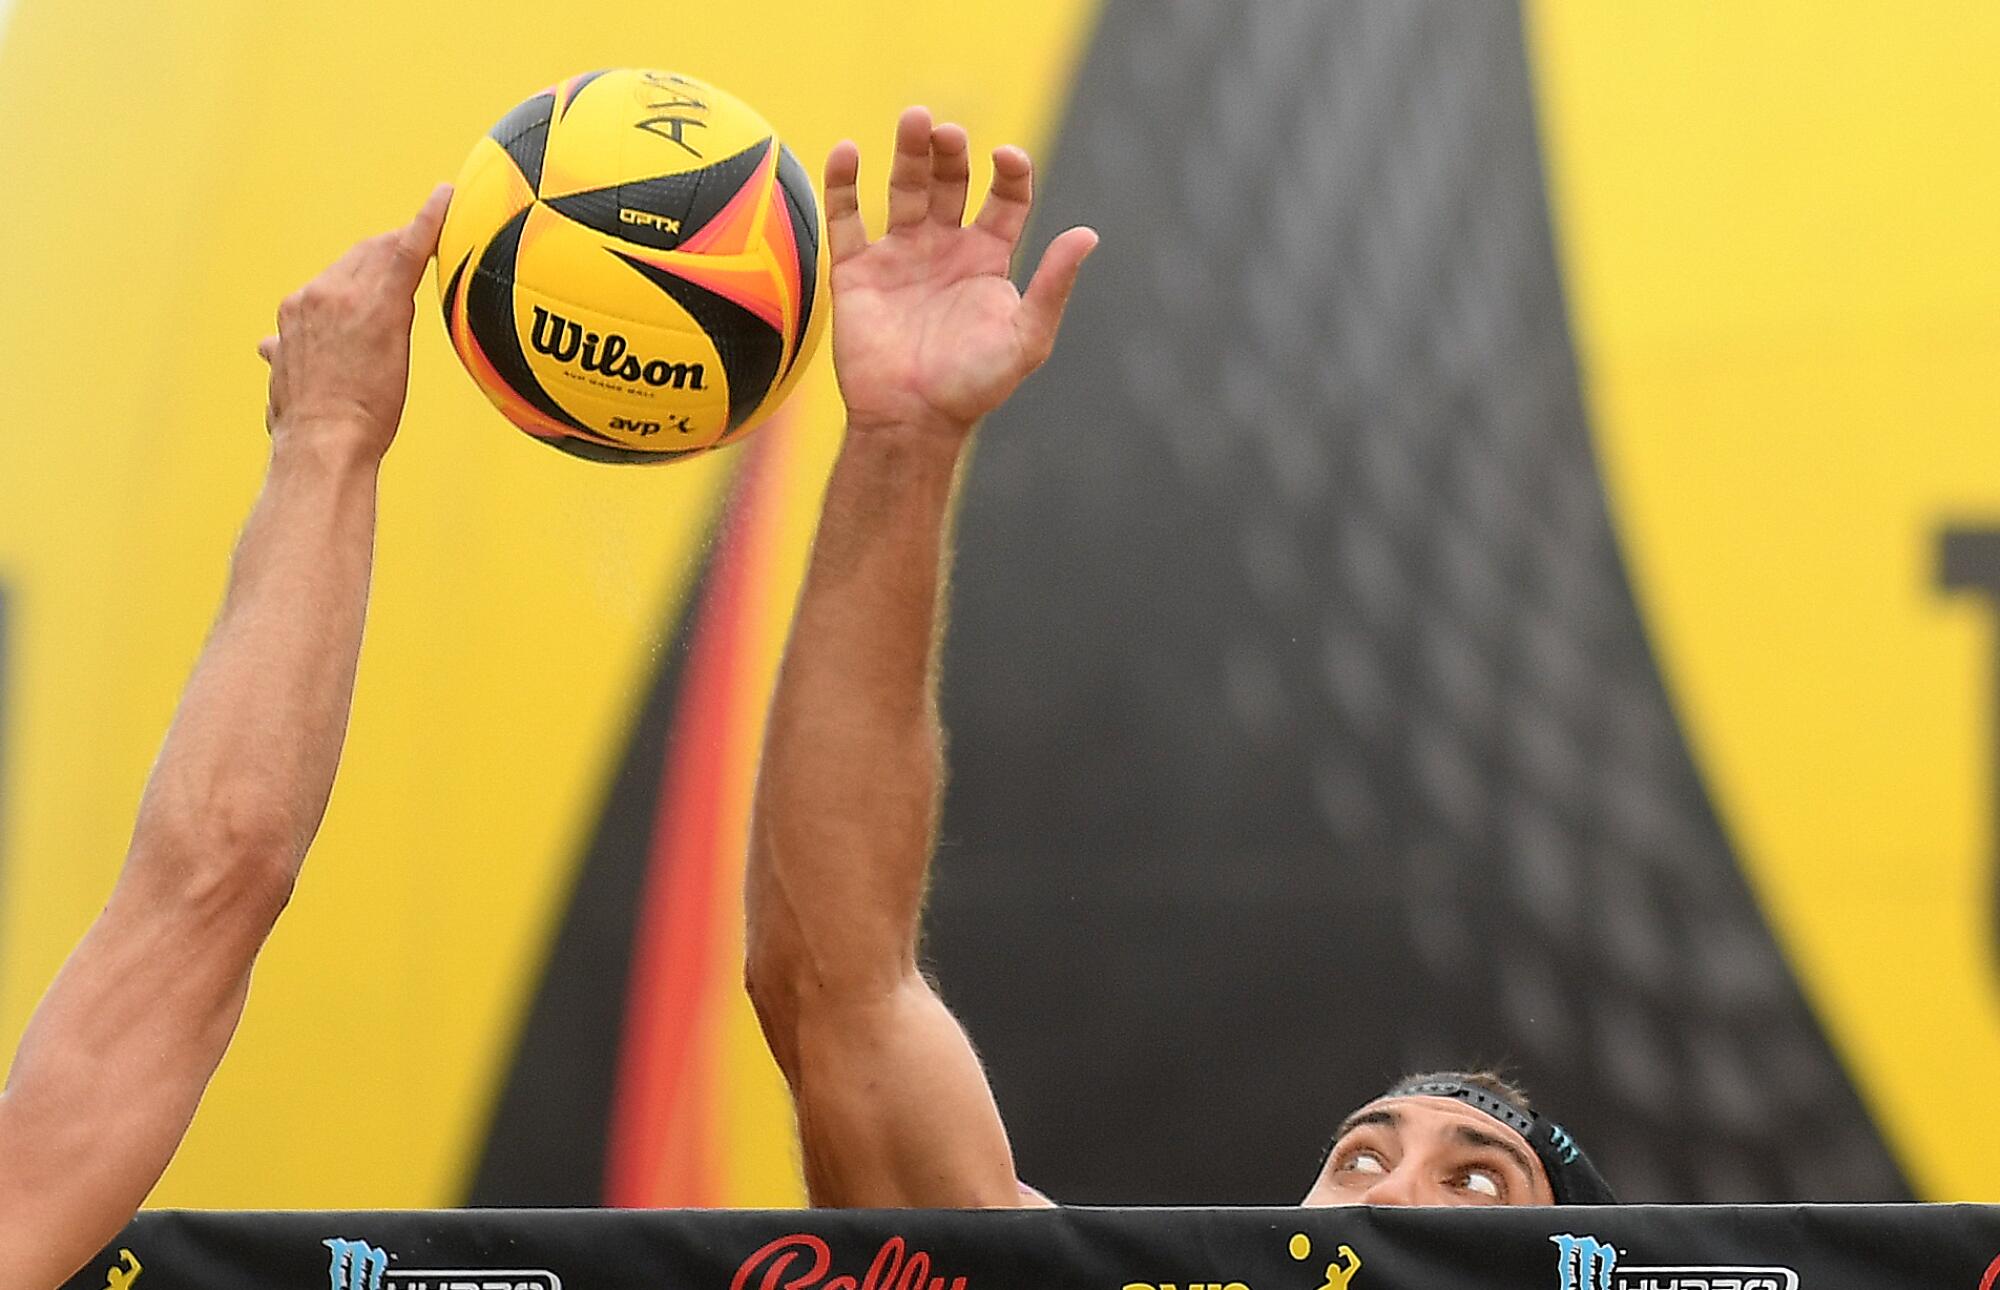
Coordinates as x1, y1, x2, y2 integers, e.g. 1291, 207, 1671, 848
0, 193, 442, 1288
126, 433, 382, 909
0, 435, 385, 1287
746, 421, 1028, 1207
748, 422, 966, 1004
740, 108, 1091, 1208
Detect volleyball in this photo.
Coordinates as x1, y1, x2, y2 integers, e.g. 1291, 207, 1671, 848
437, 70, 826, 463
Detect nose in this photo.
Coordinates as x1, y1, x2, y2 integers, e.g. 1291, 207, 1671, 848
1359, 1166, 1428, 1207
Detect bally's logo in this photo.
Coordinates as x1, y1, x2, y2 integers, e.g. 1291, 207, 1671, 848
731, 1233, 968, 1290
1552, 1234, 1799, 1290
529, 306, 707, 391
323, 1237, 561, 1290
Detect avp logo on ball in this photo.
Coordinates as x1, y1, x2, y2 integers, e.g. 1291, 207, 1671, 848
1551, 1234, 1799, 1290
321, 1237, 560, 1290
633, 70, 708, 159
529, 307, 707, 392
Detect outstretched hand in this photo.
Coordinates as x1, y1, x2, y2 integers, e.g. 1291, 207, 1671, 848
826, 107, 1097, 440
258, 184, 452, 462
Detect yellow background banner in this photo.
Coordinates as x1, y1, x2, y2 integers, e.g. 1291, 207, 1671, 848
1529, 1, 2000, 1198
7, 0, 1996, 1210
0, 0, 1097, 1208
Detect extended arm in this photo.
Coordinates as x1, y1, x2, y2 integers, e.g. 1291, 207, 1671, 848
0, 187, 448, 1290
745, 109, 1094, 1207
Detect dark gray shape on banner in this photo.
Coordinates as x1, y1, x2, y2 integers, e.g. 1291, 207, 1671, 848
931, 0, 1909, 1203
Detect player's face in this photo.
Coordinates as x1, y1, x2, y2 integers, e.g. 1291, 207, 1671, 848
1301, 1095, 1554, 1207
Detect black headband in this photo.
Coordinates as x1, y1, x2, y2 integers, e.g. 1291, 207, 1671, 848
1382, 1078, 1616, 1205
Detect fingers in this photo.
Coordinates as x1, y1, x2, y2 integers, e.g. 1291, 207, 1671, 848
1017, 225, 1099, 361
387, 183, 453, 289
973, 145, 1035, 249
401, 183, 453, 260
835, 110, 1043, 251
259, 334, 280, 431
823, 140, 866, 264
928, 122, 971, 228
303, 182, 452, 306
885, 105, 935, 231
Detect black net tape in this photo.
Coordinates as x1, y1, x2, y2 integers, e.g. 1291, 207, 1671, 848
62, 1207, 2000, 1290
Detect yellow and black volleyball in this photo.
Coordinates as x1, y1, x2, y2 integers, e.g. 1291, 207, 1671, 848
437, 70, 827, 463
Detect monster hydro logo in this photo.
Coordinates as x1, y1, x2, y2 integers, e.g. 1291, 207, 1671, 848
1551, 1234, 1799, 1290
1553, 1234, 1619, 1290
322, 1238, 561, 1290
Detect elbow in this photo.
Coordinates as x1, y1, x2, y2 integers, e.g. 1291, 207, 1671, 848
742, 843, 809, 1070
742, 916, 855, 1081
743, 953, 803, 1080
742, 837, 926, 1074
742, 891, 809, 1039
128, 792, 302, 929
743, 922, 924, 1082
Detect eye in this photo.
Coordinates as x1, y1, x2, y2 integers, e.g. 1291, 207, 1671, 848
1456, 1167, 1503, 1199
1341, 1150, 1387, 1175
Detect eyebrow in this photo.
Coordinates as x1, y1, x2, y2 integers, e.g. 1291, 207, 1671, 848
1329, 1107, 1541, 1192
1451, 1123, 1538, 1182
1333, 1108, 1398, 1141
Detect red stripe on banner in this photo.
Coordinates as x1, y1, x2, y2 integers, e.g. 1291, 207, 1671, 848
603, 432, 786, 1206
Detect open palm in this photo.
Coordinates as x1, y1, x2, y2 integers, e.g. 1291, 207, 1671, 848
826, 107, 1097, 437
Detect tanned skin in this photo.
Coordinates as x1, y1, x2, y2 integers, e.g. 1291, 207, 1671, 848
743, 113, 1561, 1210
744, 106, 1095, 1208
0, 185, 450, 1289
1306, 1097, 1555, 1207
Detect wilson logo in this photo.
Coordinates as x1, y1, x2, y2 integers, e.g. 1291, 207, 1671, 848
530, 307, 705, 390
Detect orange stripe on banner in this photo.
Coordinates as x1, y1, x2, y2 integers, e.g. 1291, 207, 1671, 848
603, 422, 794, 1206
698, 417, 812, 1200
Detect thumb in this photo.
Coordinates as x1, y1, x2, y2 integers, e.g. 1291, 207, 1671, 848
1018, 226, 1099, 360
